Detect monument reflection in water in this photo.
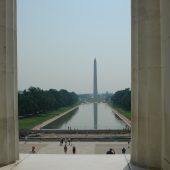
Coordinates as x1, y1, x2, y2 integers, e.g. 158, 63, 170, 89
42, 103, 126, 130
94, 103, 98, 129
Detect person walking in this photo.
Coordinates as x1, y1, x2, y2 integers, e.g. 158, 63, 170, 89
24, 135, 28, 144
61, 138, 64, 145
122, 147, 126, 154
68, 138, 71, 145
64, 138, 67, 145
32, 146, 36, 153
64, 144, 67, 154
72, 146, 76, 154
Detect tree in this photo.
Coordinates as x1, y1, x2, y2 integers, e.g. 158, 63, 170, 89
111, 88, 131, 111
18, 87, 78, 117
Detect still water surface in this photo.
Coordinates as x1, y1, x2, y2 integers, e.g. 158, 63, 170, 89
43, 103, 126, 130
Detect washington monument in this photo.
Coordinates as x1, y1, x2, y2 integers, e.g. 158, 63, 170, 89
93, 58, 98, 101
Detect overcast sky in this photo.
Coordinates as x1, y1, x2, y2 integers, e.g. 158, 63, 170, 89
17, 0, 131, 94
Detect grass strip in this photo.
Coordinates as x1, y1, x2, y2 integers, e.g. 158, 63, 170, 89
19, 105, 78, 130
113, 106, 131, 120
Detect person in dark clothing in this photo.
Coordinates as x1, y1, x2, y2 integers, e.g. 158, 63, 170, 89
64, 144, 67, 154
72, 146, 76, 154
106, 148, 115, 154
32, 146, 36, 153
122, 147, 126, 154
60, 138, 64, 145
68, 138, 71, 145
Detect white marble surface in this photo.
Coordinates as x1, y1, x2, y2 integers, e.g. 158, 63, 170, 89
160, 0, 170, 169
0, 0, 18, 165
0, 154, 147, 170
131, 0, 162, 168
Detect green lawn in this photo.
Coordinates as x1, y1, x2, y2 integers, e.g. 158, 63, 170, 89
114, 106, 131, 120
19, 105, 78, 130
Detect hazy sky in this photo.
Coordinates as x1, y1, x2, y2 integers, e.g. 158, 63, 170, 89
17, 0, 131, 94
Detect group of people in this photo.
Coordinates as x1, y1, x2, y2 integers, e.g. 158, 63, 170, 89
30, 142, 76, 154
68, 126, 72, 130
60, 137, 71, 146
106, 147, 126, 154
60, 137, 76, 154
64, 144, 76, 154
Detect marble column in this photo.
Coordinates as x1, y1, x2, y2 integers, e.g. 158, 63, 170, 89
160, 0, 170, 169
0, 0, 19, 166
131, 0, 162, 168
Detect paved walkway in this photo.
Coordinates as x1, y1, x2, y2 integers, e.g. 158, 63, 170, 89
19, 141, 131, 154
0, 154, 146, 170
0, 142, 147, 170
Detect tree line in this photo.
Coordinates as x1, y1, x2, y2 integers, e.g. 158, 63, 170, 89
18, 87, 78, 117
110, 88, 131, 111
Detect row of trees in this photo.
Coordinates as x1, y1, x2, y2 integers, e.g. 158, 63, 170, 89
110, 88, 131, 111
18, 87, 78, 116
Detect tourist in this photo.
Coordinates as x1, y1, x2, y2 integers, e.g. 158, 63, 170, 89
24, 135, 28, 144
128, 140, 130, 148
72, 146, 76, 154
64, 144, 67, 154
122, 147, 126, 154
64, 138, 67, 145
106, 148, 115, 154
59, 138, 62, 146
61, 138, 64, 145
32, 146, 36, 153
68, 138, 71, 145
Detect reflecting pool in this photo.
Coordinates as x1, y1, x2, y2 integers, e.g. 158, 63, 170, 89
43, 103, 127, 130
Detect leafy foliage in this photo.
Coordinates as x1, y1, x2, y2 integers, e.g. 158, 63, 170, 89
111, 88, 131, 111
18, 87, 78, 117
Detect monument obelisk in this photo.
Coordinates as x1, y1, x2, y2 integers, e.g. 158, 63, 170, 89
93, 58, 98, 101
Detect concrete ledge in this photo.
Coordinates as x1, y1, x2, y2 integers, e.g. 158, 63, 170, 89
112, 108, 131, 128
32, 106, 79, 130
